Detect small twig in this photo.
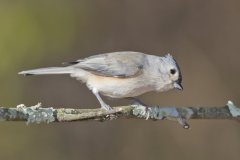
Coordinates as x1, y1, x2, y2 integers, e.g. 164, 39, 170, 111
0, 101, 239, 129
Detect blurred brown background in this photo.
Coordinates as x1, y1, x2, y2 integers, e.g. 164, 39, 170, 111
0, 0, 240, 160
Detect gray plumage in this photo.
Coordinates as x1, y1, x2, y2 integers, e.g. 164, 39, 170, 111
19, 51, 183, 110
72, 52, 145, 77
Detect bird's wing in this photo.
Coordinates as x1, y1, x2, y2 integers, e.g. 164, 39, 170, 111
71, 51, 146, 78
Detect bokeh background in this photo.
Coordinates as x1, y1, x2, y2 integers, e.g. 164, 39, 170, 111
0, 1, 240, 160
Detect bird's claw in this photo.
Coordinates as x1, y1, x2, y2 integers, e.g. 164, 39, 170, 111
144, 106, 151, 120
101, 104, 113, 111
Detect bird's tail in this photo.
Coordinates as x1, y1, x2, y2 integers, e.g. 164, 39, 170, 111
18, 67, 73, 76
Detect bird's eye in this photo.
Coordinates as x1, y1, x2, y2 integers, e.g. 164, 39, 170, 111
170, 69, 176, 75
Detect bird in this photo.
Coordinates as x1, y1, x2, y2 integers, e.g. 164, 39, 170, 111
19, 51, 183, 110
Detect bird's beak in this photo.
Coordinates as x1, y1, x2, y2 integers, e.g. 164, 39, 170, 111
174, 82, 183, 90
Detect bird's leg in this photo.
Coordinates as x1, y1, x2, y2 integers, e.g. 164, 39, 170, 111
92, 88, 112, 110
127, 97, 147, 106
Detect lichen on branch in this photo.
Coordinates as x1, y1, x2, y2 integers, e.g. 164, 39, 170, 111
0, 101, 239, 129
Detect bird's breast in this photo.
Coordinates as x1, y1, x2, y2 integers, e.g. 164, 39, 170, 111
86, 74, 154, 98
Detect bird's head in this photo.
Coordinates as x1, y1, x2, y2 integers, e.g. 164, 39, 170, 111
155, 54, 183, 91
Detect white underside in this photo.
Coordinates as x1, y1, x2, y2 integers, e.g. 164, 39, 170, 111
71, 69, 155, 98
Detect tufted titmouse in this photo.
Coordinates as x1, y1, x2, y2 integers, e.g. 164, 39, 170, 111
19, 51, 183, 110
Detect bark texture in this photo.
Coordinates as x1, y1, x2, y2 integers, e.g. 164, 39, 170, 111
0, 101, 239, 129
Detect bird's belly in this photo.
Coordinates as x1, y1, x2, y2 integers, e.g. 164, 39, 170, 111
86, 75, 153, 98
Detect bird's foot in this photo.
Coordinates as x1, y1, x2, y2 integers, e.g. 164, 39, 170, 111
99, 104, 117, 121
101, 104, 113, 111
144, 106, 151, 120
127, 97, 151, 120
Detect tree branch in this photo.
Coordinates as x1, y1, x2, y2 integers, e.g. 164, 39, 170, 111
0, 101, 239, 129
